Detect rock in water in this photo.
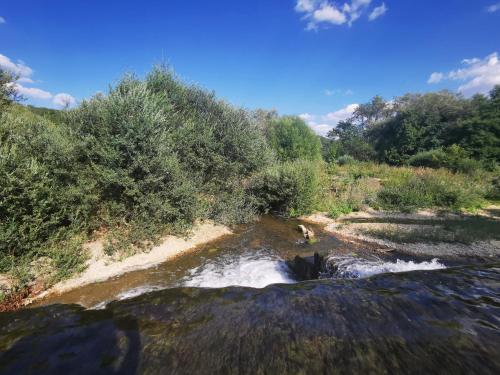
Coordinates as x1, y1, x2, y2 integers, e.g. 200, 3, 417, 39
298, 224, 315, 240
287, 252, 325, 280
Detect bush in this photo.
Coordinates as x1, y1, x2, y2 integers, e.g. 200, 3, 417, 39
378, 168, 486, 211
0, 67, 275, 286
328, 201, 355, 219
336, 155, 356, 166
408, 145, 482, 174
267, 116, 322, 162
250, 160, 324, 217
0, 107, 95, 275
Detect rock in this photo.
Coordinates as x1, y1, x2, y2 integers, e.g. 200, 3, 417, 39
298, 225, 315, 240
287, 252, 325, 281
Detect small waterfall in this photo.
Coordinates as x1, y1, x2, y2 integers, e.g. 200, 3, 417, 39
183, 250, 295, 288
325, 255, 446, 279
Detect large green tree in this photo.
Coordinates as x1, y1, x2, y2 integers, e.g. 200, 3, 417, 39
367, 91, 470, 164
448, 87, 500, 163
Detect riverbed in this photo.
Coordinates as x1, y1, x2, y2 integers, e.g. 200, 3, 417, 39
37, 215, 448, 309
1, 215, 499, 374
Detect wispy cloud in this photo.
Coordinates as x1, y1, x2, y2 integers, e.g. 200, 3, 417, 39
427, 52, 500, 96
368, 3, 387, 21
486, 3, 500, 13
427, 72, 444, 84
12, 84, 52, 100
299, 103, 359, 136
1, 52, 76, 107
295, 0, 385, 30
0, 16, 5, 24
324, 88, 354, 96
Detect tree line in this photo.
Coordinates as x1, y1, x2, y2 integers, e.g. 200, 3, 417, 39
324, 89, 500, 171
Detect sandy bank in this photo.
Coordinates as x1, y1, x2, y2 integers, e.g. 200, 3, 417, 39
33, 222, 231, 302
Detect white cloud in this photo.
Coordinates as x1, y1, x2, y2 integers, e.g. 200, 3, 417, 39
299, 113, 315, 121
295, 0, 316, 13
427, 52, 500, 96
13, 83, 52, 100
299, 103, 359, 136
0, 53, 33, 80
0, 16, 5, 24
368, 3, 387, 21
295, 0, 383, 29
323, 103, 359, 122
487, 3, 500, 12
427, 72, 444, 84
53, 93, 76, 108
313, 3, 347, 25
1, 52, 76, 107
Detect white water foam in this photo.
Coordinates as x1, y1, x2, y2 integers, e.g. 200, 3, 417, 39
183, 252, 295, 288
327, 255, 446, 279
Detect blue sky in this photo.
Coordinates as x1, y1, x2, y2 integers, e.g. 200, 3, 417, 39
1, 0, 499, 134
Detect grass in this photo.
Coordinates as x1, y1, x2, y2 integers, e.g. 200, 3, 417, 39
323, 162, 495, 217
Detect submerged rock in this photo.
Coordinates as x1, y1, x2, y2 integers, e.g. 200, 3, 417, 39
287, 252, 325, 280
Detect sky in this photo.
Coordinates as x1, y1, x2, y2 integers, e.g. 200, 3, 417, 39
1, 0, 499, 135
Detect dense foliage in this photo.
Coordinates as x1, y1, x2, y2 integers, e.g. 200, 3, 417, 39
267, 116, 322, 162
0, 67, 277, 285
326, 88, 500, 167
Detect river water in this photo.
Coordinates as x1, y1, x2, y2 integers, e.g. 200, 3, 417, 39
39, 216, 446, 309
1, 215, 499, 374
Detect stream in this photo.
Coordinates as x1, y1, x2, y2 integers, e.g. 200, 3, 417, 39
1, 215, 499, 374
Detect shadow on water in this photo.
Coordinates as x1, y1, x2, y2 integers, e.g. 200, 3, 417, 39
0, 306, 141, 375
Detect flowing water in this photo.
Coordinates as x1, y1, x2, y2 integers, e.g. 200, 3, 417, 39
1, 215, 499, 374
37, 216, 447, 308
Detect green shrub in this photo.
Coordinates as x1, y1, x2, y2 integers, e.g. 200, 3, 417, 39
250, 160, 324, 217
0, 66, 275, 286
408, 145, 482, 174
336, 155, 356, 166
267, 116, 322, 162
328, 201, 354, 218
378, 168, 486, 211
0, 108, 95, 272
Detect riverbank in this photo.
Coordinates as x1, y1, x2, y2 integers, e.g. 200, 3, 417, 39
301, 207, 500, 259
1, 222, 231, 310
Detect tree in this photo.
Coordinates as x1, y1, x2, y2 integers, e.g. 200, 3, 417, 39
367, 91, 469, 164
448, 86, 500, 163
0, 69, 23, 112
326, 120, 376, 161
267, 116, 322, 162
351, 95, 391, 128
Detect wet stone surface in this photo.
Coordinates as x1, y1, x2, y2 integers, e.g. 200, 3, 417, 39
1, 264, 499, 374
